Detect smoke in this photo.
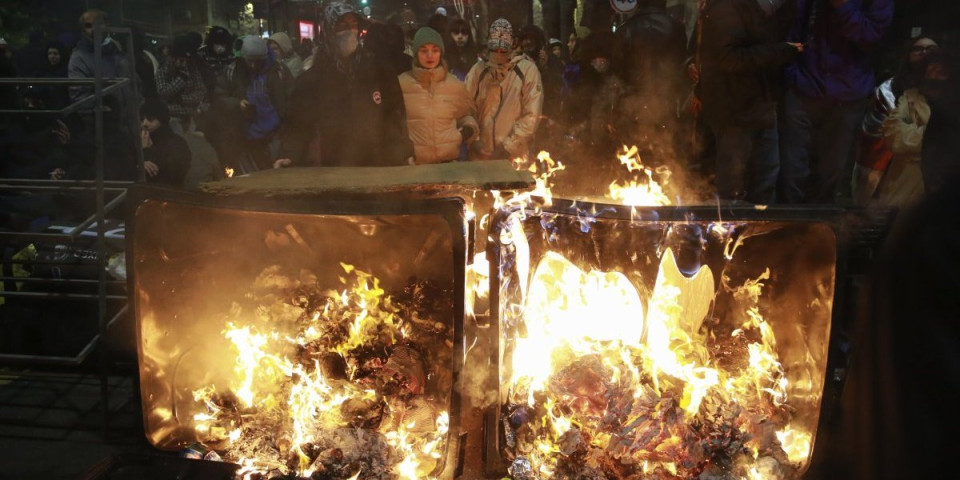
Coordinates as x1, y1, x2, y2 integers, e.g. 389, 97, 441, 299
456, 319, 499, 409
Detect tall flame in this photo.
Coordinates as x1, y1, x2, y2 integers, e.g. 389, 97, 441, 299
503, 244, 809, 477
607, 145, 672, 207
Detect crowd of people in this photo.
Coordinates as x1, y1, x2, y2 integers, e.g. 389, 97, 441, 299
0, 0, 957, 209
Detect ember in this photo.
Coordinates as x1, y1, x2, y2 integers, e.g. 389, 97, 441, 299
188, 264, 453, 479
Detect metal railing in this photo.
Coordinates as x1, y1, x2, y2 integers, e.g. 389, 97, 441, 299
0, 21, 141, 436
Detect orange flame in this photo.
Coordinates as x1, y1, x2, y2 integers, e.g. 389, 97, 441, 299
191, 264, 449, 478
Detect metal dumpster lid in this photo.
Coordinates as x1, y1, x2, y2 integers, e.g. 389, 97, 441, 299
200, 160, 535, 197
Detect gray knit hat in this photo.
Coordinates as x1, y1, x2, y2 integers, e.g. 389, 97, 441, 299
240, 35, 267, 59
413, 27, 445, 56
487, 18, 513, 51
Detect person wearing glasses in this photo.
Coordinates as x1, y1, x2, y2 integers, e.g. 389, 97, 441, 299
854, 36, 939, 207
399, 27, 478, 164
465, 19, 543, 161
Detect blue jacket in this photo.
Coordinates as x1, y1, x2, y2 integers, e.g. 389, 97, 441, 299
785, 0, 893, 101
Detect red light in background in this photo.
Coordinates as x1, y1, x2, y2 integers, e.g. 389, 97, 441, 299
299, 21, 314, 40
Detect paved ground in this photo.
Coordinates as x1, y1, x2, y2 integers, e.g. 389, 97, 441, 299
0, 369, 155, 480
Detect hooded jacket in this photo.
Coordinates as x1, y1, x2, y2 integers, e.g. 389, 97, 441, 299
465, 54, 544, 158
222, 51, 293, 139
270, 32, 304, 78
144, 124, 191, 187
279, 1, 413, 167
399, 62, 478, 164
280, 47, 413, 167
67, 36, 135, 115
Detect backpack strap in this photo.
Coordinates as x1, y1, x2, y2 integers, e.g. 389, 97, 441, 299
513, 64, 525, 83
474, 68, 489, 101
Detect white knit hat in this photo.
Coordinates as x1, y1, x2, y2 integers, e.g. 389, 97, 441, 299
487, 18, 513, 51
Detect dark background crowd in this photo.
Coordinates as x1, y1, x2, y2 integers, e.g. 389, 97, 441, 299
0, 2, 958, 479
0, 0, 957, 210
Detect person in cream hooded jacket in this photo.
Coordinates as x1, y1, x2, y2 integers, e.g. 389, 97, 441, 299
465, 18, 544, 160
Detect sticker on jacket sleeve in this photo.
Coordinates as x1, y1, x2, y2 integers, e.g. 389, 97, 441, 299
372, 90, 382, 104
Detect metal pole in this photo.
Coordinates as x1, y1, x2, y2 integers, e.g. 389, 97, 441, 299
123, 28, 145, 182
93, 18, 110, 440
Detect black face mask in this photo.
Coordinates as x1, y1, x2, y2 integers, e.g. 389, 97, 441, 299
523, 48, 538, 59
756, 0, 788, 16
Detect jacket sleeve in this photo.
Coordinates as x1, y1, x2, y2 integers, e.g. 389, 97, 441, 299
452, 81, 479, 141
833, 0, 894, 48
706, 2, 798, 73
464, 63, 482, 106
503, 62, 544, 157
278, 70, 317, 165
861, 80, 895, 137
180, 71, 208, 110
67, 53, 93, 104
269, 64, 294, 121
156, 61, 186, 100
882, 93, 930, 156
380, 67, 415, 164
166, 134, 192, 187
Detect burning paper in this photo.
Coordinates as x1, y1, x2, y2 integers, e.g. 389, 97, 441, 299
499, 248, 814, 480
189, 264, 453, 479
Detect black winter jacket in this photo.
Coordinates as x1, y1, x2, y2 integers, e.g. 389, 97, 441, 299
281, 48, 413, 167
144, 125, 191, 187
697, 0, 798, 128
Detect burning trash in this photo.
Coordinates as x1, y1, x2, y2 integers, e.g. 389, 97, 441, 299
182, 264, 454, 479
486, 152, 835, 479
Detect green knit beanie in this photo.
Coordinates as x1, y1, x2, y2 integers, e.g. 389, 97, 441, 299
413, 27, 444, 56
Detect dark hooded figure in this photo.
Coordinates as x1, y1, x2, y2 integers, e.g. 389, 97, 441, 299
129, 24, 158, 100
215, 35, 293, 171
517, 25, 563, 119
200, 26, 236, 89
364, 20, 412, 77
139, 98, 191, 187
277, 1, 413, 168
445, 17, 479, 81
615, 0, 687, 119
38, 42, 70, 110
517, 24, 564, 150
